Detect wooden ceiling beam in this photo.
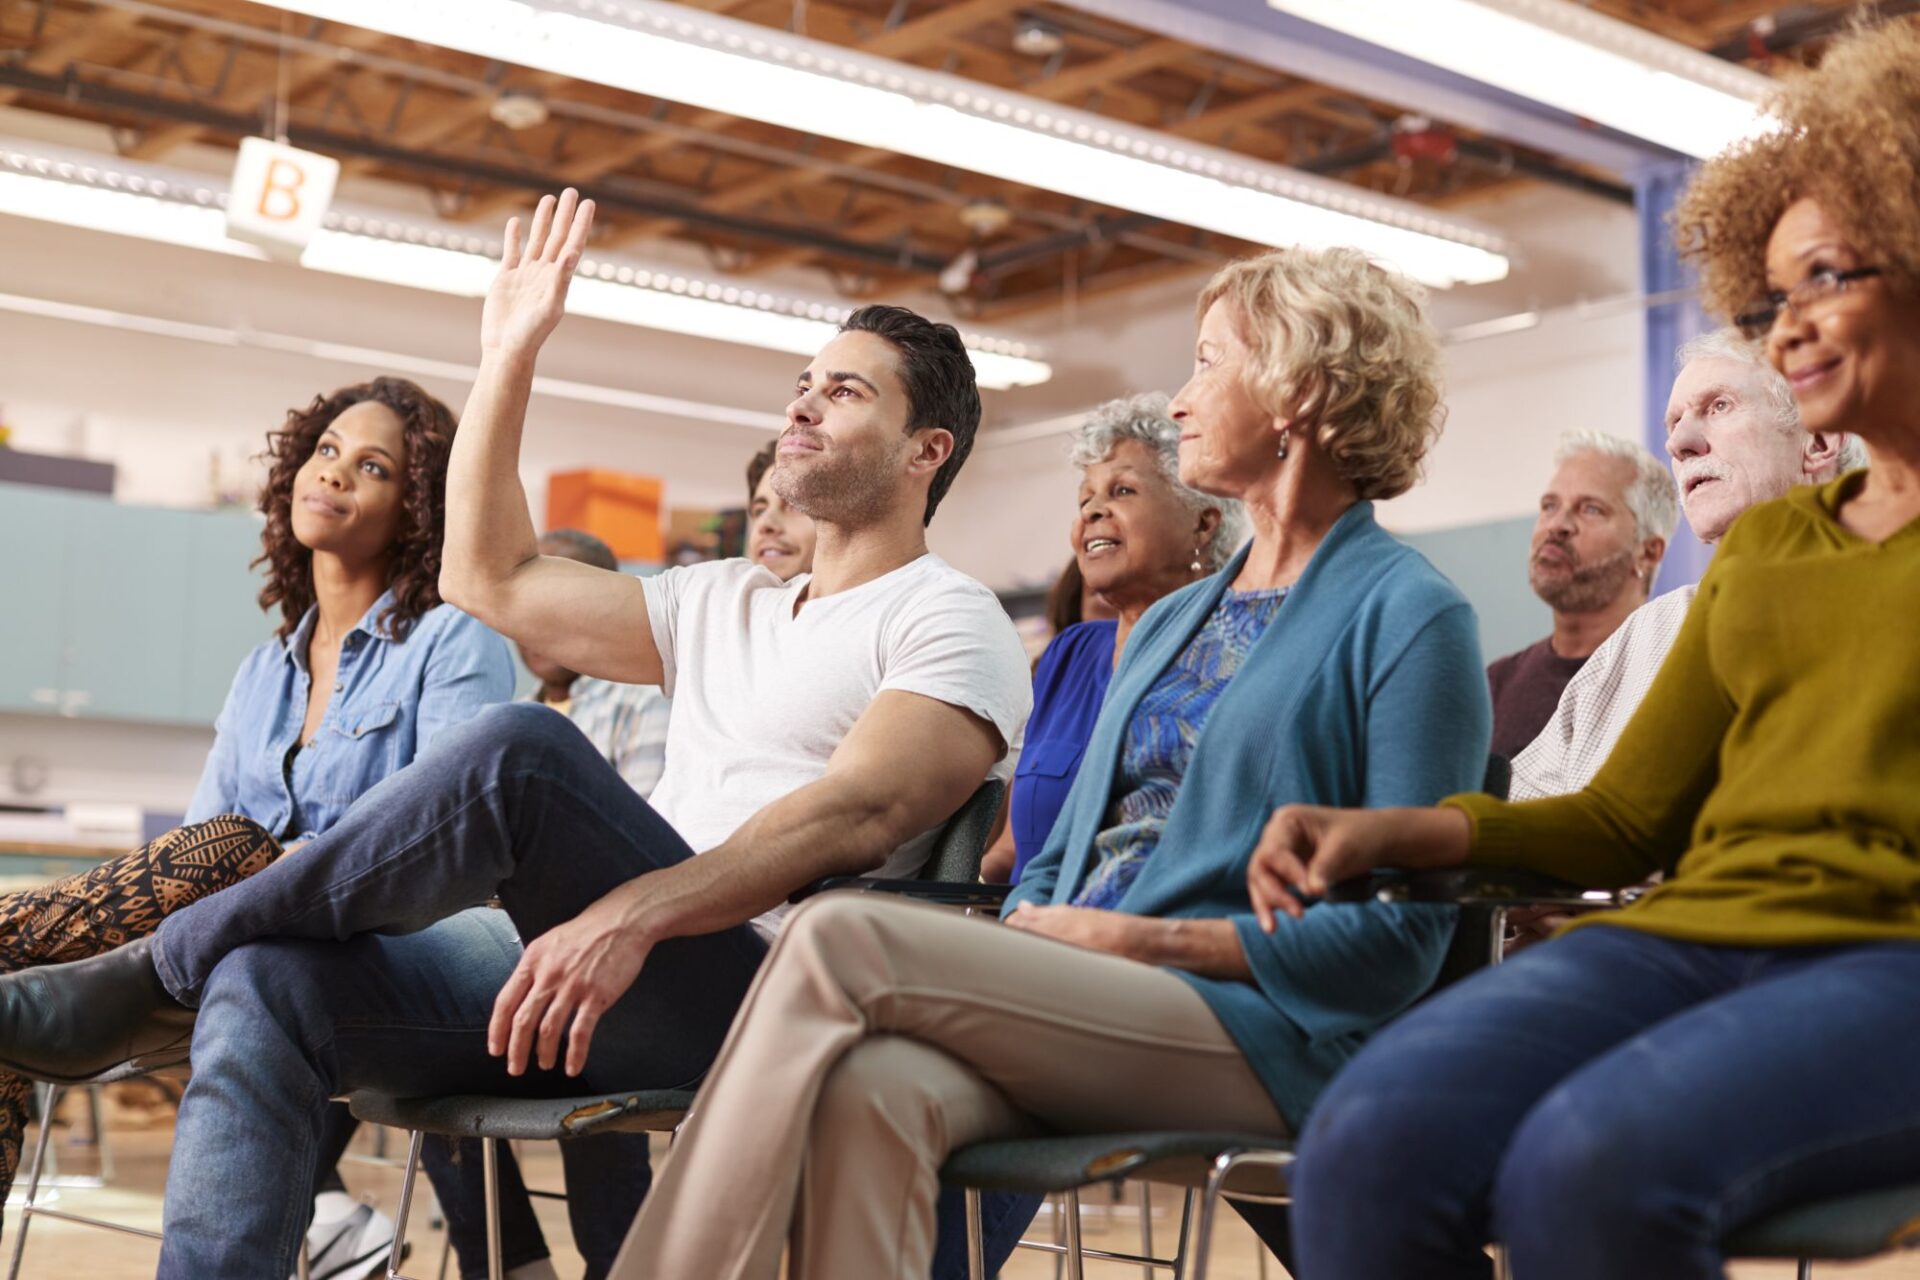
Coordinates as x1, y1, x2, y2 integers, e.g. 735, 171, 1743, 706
336, 69, 572, 181
121, 23, 391, 161
0, 5, 146, 107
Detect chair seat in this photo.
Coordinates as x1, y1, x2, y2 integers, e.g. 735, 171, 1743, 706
1725, 1183, 1920, 1260
941, 1132, 1292, 1198
347, 1089, 695, 1141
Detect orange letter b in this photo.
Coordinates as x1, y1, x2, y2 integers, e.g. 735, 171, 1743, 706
257, 159, 306, 221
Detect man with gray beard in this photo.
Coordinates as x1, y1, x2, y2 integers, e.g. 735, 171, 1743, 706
1485, 431, 1677, 759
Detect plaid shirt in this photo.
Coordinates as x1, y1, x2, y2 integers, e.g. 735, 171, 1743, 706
1509, 586, 1696, 801
530, 677, 672, 799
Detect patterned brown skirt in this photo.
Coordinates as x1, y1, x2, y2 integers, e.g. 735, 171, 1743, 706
0, 814, 280, 1234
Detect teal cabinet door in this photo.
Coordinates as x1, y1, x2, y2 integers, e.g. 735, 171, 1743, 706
60, 497, 196, 721
182, 512, 270, 726
0, 483, 72, 714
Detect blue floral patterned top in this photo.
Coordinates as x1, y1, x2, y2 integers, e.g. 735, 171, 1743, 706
1072, 587, 1288, 909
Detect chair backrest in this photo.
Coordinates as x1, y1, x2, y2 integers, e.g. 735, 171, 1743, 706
919, 779, 1007, 883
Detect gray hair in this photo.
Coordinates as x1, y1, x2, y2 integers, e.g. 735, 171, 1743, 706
538, 527, 619, 572
1552, 430, 1680, 546
1674, 329, 1868, 477
1069, 392, 1249, 572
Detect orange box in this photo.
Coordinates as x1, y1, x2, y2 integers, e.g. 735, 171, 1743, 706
546, 469, 665, 563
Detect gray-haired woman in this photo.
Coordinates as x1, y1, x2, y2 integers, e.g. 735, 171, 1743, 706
981, 392, 1246, 884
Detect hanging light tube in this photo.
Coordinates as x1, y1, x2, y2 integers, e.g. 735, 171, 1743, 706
226, 0, 1514, 288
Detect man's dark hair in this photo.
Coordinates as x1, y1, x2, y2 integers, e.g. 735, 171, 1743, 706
538, 527, 619, 572
838, 304, 980, 525
745, 439, 779, 507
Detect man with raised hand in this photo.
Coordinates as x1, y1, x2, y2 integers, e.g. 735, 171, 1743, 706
0, 190, 1031, 1279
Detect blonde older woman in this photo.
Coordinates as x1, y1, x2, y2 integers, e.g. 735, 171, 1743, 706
980, 393, 1247, 886
610, 248, 1491, 1280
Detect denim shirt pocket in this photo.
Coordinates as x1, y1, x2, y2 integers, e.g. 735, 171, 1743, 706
311, 699, 407, 803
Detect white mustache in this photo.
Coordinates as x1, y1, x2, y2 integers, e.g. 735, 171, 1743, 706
1679, 460, 1732, 493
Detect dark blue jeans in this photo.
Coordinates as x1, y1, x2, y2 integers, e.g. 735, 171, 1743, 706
1291, 923, 1920, 1280
149, 704, 1029, 1278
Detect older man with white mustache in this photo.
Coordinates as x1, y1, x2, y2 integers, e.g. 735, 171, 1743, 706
1510, 329, 1865, 798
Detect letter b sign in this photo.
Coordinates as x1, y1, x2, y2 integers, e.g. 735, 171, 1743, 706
227, 137, 340, 261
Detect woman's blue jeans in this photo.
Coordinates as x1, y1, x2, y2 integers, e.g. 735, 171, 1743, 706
1291, 923, 1920, 1280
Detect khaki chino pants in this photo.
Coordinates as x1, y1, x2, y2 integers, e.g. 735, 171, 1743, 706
611, 894, 1287, 1280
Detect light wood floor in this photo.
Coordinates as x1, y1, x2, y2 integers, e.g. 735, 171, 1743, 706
7, 1108, 1917, 1279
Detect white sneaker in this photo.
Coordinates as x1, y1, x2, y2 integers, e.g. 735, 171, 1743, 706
294, 1191, 398, 1280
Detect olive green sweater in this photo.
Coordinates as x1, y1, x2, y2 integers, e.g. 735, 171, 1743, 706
1447, 472, 1920, 946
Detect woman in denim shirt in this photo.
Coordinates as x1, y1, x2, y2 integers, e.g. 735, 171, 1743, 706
0, 377, 511, 1261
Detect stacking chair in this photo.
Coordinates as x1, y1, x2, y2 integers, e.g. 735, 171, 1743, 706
7, 1065, 180, 1280
1330, 864, 1920, 1280
348, 779, 1007, 1280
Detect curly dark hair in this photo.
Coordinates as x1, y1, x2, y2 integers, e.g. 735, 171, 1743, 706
255, 377, 459, 643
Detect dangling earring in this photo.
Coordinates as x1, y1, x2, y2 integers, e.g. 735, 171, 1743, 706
1189, 546, 1205, 574
1276, 428, 1291, 461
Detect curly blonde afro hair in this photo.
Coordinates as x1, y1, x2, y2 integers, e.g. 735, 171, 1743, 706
1674, 15, 1920, 323
1196, 247, 1445, 502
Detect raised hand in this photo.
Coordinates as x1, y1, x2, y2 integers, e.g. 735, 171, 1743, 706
481, 188, 597, 359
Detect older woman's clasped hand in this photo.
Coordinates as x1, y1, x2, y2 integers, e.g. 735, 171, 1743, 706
1005, 900, 1148, 958
1247, 804, 1474, 932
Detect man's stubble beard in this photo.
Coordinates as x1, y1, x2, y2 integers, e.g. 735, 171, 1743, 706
771, 445, 900, 530
1532, 543, 1642, 614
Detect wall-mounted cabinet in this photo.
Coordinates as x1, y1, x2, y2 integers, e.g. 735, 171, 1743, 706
0, 481, 266, 727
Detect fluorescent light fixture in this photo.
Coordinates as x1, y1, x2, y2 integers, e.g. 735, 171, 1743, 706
0, 142, 1051, 388
0, 287, 785, 431
1266, 0, 1773, 160
230, 0, 1512, 288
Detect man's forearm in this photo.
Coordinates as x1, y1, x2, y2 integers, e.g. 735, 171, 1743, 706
442, 350, 542, 607
625, 777, 911, 944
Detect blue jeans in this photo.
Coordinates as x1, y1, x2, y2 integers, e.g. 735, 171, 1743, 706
1291, 923, 1920, 1280
149, 704, 1030, 1278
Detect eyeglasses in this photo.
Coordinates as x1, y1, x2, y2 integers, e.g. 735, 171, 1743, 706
1734, 267, 1884, 341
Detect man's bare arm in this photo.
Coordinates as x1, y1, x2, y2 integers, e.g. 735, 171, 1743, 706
489, 689, 1006, 1076
437, 189, 663, 685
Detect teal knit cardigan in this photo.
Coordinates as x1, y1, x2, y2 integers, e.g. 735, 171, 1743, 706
1004, 501, 1492, 1129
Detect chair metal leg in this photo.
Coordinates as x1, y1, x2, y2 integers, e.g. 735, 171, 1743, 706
1168, 1189, 1198, 1279
1797, 1261, 1813, 1280
1187, 1156, 1231, 1280
386, 1130, 425, 1280
5, 1084, 60, 1280
1062, 1188, 1085, 1280
1138, 1182, 1154, 1280
84, 1084, 114, 1184
481, 1137, 504, 1280
960, 1189, 990, 1280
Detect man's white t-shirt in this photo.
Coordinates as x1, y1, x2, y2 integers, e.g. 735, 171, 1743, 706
643, 553, 1032, 938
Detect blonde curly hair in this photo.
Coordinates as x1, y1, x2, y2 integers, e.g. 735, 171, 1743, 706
1673, 15, 1920, 323
1195, 247, 1445, 502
